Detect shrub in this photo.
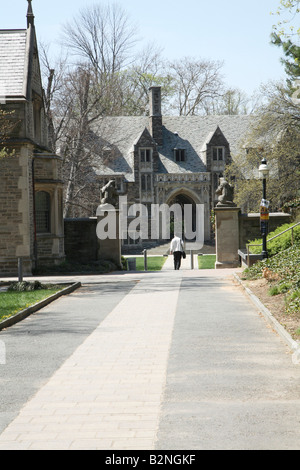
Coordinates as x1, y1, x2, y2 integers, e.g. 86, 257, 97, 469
8, 281, 43, 292
285, 289, 300, 314
268, 282, 292, 296
269, 285, 280, 296
248, 221, 300, 256
243, 245, 300, 314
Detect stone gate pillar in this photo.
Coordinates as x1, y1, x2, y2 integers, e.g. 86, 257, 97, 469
214, 207, 241, 269
97, 204, 122, 268
96, 180, 122, 269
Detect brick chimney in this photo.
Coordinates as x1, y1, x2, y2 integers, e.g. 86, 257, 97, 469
149, 87, 163, 146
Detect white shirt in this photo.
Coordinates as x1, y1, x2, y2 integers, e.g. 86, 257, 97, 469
170, 236, 183, 253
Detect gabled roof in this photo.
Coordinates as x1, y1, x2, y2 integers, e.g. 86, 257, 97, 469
0, 29, 28, 99
90, 117, 149, 181
90, 114, 253, 181
0, 1, 39, 101
200, 126, 229, 152
0, 0, 42, 103
162, 115, 250, 160
132, 127, 156, 149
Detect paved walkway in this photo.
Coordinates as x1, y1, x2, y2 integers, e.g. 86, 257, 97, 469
162, 252, 200, 270
0, 267, 299, 450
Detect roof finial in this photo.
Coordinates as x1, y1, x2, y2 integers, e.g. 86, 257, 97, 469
27, 0, 35, 27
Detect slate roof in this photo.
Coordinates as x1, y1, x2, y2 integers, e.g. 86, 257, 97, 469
0, 30, 28, 99
91, 114, 253, 181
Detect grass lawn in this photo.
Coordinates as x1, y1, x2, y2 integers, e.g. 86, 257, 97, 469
0, 288, 62, 322
198, 254, 216, 269
128, 256, 167, 271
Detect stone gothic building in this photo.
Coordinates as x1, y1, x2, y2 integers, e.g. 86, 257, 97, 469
91, 87, 252, 249
0, 2, 64, 275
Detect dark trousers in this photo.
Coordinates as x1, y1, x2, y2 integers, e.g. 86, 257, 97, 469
173, 251, 182, 270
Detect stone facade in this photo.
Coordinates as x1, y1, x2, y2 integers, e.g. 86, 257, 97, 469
0, 3, 64, 275
64, 218, 98, 263
215, 207, 241, 268
0, 145, 33, 274
239, 212, 292, 248
91, 87, 252, 250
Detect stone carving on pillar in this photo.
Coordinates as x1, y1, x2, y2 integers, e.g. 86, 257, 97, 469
100, 180, 118, 208
215, 177, 236, 207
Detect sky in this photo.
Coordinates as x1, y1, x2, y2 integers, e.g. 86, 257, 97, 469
0, 0, 287, 98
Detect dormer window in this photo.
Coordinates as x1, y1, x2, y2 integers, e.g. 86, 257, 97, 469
174, 148, 186, 162
212, 147, 225, 161
140, 148, 152, 162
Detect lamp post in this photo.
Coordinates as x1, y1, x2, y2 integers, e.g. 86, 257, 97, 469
259, 157, 270, 259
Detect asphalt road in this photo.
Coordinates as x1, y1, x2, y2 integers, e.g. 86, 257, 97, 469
155, 275, 300, 450
0, 280, 136, 435
0, 269, 299, 450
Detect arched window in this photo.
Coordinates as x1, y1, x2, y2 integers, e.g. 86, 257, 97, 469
35, 191, 51, 233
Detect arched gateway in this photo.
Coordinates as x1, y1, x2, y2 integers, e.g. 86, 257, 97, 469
90, 86, 251, 252
166, 191, 206, 244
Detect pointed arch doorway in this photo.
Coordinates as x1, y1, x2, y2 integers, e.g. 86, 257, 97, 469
168, 193, 196, 239
165, 190, 205, 248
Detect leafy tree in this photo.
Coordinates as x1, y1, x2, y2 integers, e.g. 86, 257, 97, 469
226, 82, 300, 212
272, 0, 300, 40
227, 2, 300, 213
271, 33, 300, 87
271, 0, 300, 92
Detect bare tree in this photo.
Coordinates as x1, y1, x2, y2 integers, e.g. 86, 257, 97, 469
39, 45, 112, 217
57, 66, 114, 217
204, 87, 251, 115
39, 42, 71, 152
168, 57, 224, 116
39, 1, 143, 216
61, 3, 137, 76
116, 43, 173, 115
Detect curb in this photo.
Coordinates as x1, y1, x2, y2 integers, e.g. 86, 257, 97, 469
0, 282, 81, 331
233, 273, 299, 354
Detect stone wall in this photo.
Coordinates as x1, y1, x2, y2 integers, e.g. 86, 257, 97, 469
64, 218, 98, 263
0, 145, 34, 276
34, 154, 65, 268
239, 212, 292, 248
214, 209, 292, 269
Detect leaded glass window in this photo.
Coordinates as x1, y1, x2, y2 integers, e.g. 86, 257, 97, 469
35, 191, 50, 233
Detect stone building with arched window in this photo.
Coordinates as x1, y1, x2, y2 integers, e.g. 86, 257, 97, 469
0, 2, 65, 275
90, 87, 252, 251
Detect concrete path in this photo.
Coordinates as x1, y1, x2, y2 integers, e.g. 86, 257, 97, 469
0, 268, 299, 450
162, 252, 200, 270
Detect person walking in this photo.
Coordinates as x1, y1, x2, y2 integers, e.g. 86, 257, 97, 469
170, 234, 184, 270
